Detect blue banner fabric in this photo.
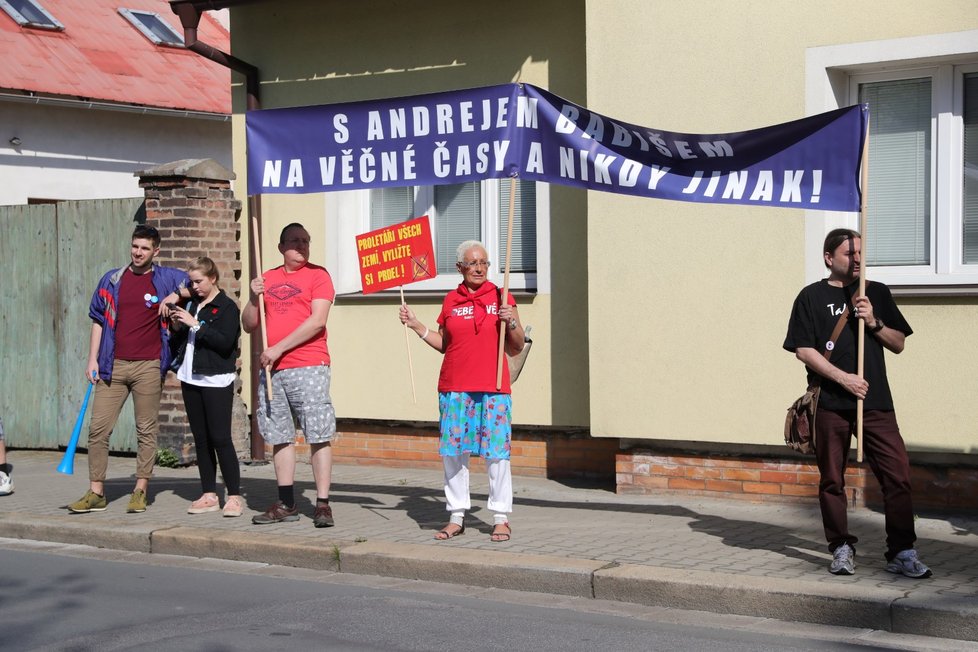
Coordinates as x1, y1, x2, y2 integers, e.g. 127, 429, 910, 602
246, 83, 866, 212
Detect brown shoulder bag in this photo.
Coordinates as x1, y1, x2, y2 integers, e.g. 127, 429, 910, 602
784, 307, 850, 454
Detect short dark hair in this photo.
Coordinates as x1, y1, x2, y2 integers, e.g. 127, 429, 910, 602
823, 228, 860, 265
132, 224, 161, 248
279, 222, 306, 243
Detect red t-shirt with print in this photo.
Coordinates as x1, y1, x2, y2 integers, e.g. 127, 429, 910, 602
114, 268, 161, 361
436, 281, 516, 394
262, 263, 335, 370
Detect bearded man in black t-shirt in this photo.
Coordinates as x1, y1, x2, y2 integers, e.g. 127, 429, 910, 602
784, 228, 930, 579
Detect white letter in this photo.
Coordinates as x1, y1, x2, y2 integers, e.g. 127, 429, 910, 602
492, 140, 510, 171
525, 141, 544, 174
389, 108, 406, 139
516, 96, 538, 129
433, 142, 450, 178
262, 160, 282, 188
779, 170, 804, 203
618, 160, 641, 187
366, 111, 384, 141
333, 114, 348, 144
556, 105, 579, 134
412, 107, 429, 136
559, 147, 576, 179
476, 143, 489, 173
749, 171, 774, 202
319, 157, 335, 184
593, 153, 615, 184
380, 151, 398, 181
436, 104, 454, 134
459, 101, 474, 132
721, 171, 749, 199
286, 159, 303, 187
455, 145, 472, 175
699, 140, 733, 157
647, 165, 670, 190
676, 141, 697, 160
681, 171, 703, 194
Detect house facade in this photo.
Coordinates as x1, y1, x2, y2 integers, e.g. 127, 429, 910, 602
0, 0, 231, 204
181, 0, 978, 504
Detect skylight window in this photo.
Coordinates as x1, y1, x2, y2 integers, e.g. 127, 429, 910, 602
119, 8, 184, 47
0, 0, 64, 30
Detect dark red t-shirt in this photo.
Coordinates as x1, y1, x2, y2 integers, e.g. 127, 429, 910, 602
114, 268, 162, 361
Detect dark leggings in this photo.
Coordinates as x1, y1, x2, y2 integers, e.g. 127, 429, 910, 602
181, 382, 240, 495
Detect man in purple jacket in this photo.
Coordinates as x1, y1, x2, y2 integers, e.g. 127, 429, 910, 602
68, 225, 189, 514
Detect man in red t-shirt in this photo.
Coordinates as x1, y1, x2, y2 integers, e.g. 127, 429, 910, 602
243, 223, 337, 527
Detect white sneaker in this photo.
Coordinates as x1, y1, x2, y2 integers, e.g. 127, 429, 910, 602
0, 471, 13, 496
829, 543, 855, 575
885, 549, 932, 579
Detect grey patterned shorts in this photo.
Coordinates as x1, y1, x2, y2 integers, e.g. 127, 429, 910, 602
257, 365, 336, 445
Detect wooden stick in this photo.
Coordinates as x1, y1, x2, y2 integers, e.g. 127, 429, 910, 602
400, 285, 417, 404
856, 113, 871, 463
251, 215, 273, 402
496, 177, 517, 390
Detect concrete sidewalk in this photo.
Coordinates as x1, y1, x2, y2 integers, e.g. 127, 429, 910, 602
1, 450, 977, 642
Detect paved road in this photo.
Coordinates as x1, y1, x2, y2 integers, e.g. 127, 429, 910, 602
2, 540, 970, 652
2, 451, 977, 643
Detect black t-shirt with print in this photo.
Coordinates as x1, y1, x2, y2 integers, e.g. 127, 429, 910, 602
783, 279, 911, 411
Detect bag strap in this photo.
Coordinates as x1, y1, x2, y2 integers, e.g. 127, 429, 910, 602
809, 305, 850, 389
823, 307, 850, 362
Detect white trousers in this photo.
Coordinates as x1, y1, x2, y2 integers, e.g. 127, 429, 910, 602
443, 454, 512, 516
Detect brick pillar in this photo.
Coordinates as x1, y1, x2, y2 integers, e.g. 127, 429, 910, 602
135, 159, 247, 464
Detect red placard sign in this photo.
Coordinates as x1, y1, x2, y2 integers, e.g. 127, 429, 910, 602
355, 216, 436, 294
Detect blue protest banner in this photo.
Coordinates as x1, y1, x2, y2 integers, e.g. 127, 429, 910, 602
246, 83, 866, 212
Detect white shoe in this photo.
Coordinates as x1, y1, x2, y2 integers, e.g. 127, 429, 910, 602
0, 471, 13, 496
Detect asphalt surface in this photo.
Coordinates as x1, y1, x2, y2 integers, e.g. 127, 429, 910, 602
1, 450, 977, 643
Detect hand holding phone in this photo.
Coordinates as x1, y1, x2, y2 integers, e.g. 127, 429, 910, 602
166, 302, 179, 311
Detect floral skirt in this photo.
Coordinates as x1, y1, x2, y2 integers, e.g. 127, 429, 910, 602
438, 391, 512, 459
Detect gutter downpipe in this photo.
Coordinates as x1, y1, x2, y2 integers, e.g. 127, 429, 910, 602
172, 3, 266, 462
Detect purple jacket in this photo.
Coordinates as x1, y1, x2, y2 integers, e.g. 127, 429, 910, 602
89, 264, 190, 381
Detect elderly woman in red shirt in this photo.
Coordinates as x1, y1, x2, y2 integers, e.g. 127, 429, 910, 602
399, 240, 525, 542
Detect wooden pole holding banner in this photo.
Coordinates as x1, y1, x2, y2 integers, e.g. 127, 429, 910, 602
399, 286, 417, 404
251, 215, 274, 402
856, 115, 871, 463
496, 177, 517, 390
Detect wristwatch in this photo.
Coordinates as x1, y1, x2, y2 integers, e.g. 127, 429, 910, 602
870, 319, 884, 333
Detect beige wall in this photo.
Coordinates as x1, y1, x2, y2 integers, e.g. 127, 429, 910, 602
229, 0, 978, 454
231, 0, 589, 427
584, 1, 978, 453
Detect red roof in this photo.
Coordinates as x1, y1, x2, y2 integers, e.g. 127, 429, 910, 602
0, 0, 230, 114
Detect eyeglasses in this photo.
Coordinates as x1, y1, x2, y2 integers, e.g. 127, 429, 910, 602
459, 260, 490, 269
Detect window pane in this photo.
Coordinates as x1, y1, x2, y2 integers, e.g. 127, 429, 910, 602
435, 183, 480, 274
964, 73, 978, 265
498, 179, 537, 273
860, 78, 932, 266
370, 186, 414, 229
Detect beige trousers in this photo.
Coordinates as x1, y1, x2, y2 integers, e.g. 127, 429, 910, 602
87, 359, 162, 482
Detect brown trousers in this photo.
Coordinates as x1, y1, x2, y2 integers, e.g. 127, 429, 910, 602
814, 408, 916, 561
87, 359, 162, 482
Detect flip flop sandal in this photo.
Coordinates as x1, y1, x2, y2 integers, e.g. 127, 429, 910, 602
434, 523, 465, 540
490, 522, 512, 542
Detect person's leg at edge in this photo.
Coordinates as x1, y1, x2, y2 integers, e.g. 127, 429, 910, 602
439, 454, 469, 538
182, 382, 218, 496
202, 384, 238, 497
310, 441, 332, 500
131, 360, 163, 495
487, 458, 513, 541
86, 363, 133, 497
862, 410, 916, 560
272, 442, 297, 507
814, 408, 858, 553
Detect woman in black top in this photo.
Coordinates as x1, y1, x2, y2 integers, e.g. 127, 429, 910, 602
169, 257, 243, 517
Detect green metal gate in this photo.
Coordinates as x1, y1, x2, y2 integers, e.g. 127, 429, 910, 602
0, 198, 144, 452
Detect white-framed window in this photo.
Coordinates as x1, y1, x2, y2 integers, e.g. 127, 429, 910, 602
325, 179, 550, 296
0, 0, 63, 30
805, 30, 978, 289
119, 8, 184, 47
